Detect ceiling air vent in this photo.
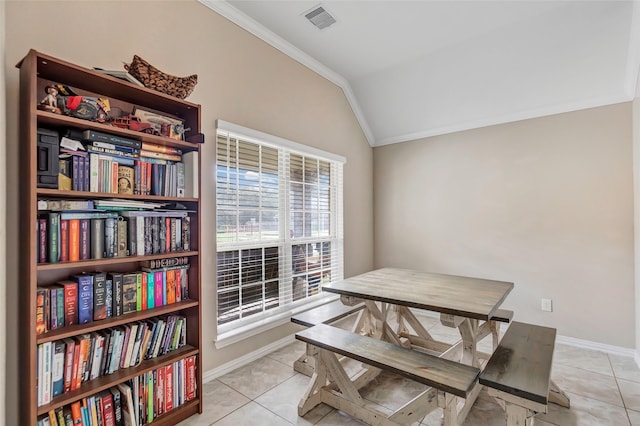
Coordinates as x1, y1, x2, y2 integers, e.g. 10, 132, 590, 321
305, 5, 336, 30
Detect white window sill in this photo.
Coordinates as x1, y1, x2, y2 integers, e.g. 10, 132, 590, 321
214, 294, 340, 349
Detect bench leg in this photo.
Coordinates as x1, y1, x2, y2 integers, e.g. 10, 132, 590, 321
548, 379, 570, 408
298, 346, 328, 416
505, 402, 534, 426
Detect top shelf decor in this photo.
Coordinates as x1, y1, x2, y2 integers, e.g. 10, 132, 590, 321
125, 55, 198, 100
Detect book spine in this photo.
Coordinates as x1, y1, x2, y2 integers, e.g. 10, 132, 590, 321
75, 275, 93, 324
38, 217, 47, 263
51, 340, 65, 398
72, 156, 80, 191
105, 278, 113, 319
60, 219, 69, 262
117, 217, 128, 257
89, 153, 99, 192
91, 218, 105, 259
36, 287, 48, 335
83, 130, 142, 149
141, 142, 181, 155
93, 272, 107, 321
186, 355, 196, 401
68, 219, 80, 262
154, 271, 163, 308
48, 212, 60, 263
146, 272, 155, 309
49, 286, 57, 330
109, 273, 123, 317
182, 216, 191, 252
80, 219, 90, 260
61, 281, 78, 326
177, 161, 185, 197
62, 339, 75, 393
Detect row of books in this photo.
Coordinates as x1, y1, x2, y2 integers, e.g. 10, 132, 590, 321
37, 210, 192, 264
59, 133, 198, 197
36, 261, 190, 334
37, 356, 197, 426
37, 314, 187, 406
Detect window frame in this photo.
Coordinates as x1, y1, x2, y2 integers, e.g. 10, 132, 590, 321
214, 120, 345, 348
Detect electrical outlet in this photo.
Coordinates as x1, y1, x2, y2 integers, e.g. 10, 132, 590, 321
541, 298, 553, 312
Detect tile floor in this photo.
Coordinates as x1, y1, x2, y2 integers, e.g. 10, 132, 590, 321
178, 315, 640, 425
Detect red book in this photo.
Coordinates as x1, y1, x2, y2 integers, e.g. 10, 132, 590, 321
60, 219, 69, 262
101, 391, 115, 426
146, 162, 152, 195
68, 219, 80, 261
186, 356, 196, 401
141, 273, 147, 311
38, 217, 47, 263
70, 339, 81, 391
62, 338, 75, 393
58, 280, 78, 326
165, 364, 173, 412
174, 269, 181, 302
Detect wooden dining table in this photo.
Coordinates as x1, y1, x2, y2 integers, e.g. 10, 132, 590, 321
323, 267, 514, 367
320, 267, 570, 423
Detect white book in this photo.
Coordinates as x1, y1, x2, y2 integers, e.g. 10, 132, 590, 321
136, 217, 145, 256
129, 322, 146, 367
123, 323, 139, 368
89, 334, 104, 380
116, 382, 138, 426
176, 162, 185, 197
182, 151, 199, 198
89, 153, 99, 192
41, 341, 52, 405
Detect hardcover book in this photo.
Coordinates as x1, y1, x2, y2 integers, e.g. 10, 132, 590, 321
79, 219, 90, 260
92, 272, 107, 321
72, 274, 93, 324
57, 280, 78, 326
108, 272, 123, 317
121, 273, 138, 314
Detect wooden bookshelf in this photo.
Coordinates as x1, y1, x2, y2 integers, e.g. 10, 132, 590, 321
18, 49, 203, 425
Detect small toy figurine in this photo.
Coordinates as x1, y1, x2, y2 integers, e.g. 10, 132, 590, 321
38, 85, 61, 113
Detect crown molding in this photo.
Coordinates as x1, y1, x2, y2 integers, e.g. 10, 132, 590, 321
198, 0, 375, 146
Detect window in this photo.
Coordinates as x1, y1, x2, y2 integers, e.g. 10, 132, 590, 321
215, 121, 344, 340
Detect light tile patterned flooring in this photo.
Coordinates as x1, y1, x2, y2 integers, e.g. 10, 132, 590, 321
179, 316, 640, 425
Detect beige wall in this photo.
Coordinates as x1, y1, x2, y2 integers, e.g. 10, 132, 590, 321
1, 0, 6, 422
4, 1, 373, 423
374, 103, 635, 347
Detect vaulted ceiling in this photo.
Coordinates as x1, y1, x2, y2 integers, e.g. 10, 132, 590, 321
201, 0, 640, 147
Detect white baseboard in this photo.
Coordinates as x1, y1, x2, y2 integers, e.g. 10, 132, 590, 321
203, 314, 640, 383
202, 334, 296, 383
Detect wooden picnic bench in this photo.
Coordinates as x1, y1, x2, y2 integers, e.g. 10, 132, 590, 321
296, 323, 481, 426
479, 321, 569, 425
291, 300, 366, 376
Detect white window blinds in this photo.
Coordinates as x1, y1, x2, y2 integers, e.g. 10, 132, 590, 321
215, 121, 344, 333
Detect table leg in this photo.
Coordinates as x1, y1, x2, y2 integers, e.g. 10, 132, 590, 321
457, 319, 480, 368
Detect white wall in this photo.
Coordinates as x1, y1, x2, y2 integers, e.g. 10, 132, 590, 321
374, 103, 635, 347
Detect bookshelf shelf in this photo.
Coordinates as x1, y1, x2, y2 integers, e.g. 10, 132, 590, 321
37, 346, 199, 415
37, 188, 199, 203
36, 110, 202, 149
19, 49, 203, 425
36, 251, 199, 271
36, 300, 200, 344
